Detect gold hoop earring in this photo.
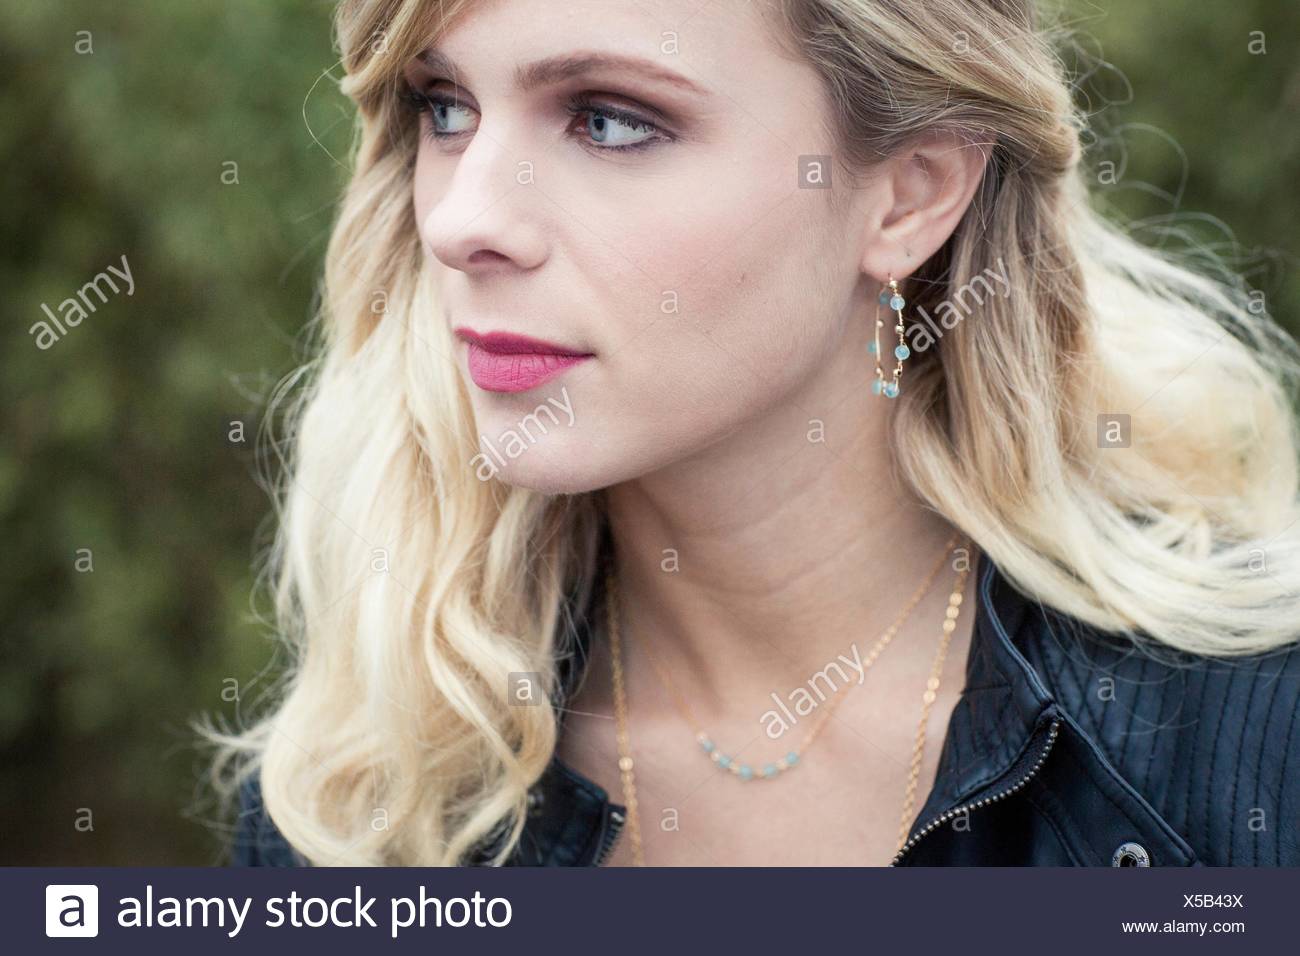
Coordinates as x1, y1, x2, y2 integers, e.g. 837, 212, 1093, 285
870, 277, 909, 398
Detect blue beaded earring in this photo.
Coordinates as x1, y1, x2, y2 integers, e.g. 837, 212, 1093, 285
869, 277, 909, 398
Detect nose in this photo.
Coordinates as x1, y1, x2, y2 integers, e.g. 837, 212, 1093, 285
419, 129, 548, 275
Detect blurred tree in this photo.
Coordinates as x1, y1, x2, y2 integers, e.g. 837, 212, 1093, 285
1060, 0, 1299, 329
1, 0, 348, 863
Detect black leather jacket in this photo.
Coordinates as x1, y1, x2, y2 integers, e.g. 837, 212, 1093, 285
231, 552, 1300, 867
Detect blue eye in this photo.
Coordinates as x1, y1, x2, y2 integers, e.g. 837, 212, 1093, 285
400, 83, 668, 154
429, 98, 476, 135
570, 99, 662, 151
401, 87, 477, 141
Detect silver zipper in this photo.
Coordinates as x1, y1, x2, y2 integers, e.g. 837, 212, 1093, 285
890, 716, 1062, 866
592, 807, 626, 866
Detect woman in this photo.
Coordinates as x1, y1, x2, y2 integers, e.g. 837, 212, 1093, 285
209, 0, 1300, 866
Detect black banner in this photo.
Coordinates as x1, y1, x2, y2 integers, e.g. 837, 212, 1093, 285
11, 866, 1287, 953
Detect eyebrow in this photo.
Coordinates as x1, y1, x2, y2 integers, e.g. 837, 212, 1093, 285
416, 48, 708, 96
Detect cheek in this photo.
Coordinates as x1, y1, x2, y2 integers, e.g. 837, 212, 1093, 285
588, 180, 854, 454
411, 149, 439, 243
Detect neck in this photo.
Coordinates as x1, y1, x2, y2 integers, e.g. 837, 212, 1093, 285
603, 377, 967, 725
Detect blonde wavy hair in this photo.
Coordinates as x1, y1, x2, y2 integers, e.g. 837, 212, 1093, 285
201, 0, 1300, 866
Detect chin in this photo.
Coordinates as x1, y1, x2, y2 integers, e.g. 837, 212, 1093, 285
465, 423, 614, 495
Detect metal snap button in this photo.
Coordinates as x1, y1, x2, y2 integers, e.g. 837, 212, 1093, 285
1112, 841, 1151, 866
526, 787, 544, 815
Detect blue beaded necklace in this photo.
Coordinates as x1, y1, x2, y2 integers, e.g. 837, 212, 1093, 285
614, 532, 962, 783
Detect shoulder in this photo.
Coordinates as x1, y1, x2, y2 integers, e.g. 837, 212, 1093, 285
1021, 601, 1300, 866
229, 771, 306, 867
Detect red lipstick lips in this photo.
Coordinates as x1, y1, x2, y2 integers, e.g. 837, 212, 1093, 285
454, 327, 593, 393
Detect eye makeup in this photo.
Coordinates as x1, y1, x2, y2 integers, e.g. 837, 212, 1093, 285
398, 77, 679, 154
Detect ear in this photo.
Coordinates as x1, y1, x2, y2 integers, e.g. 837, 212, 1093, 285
859, 130, 991, 283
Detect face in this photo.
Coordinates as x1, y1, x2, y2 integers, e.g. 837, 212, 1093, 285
404, 0, 877, 494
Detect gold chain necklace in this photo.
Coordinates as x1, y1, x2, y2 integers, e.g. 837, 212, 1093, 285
606, 533, 970, 865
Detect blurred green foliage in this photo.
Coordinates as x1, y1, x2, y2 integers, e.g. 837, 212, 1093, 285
1, 0, 349, 863
1, 1, 1296, 864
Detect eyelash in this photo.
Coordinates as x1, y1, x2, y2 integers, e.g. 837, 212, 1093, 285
399, 85, 669, 154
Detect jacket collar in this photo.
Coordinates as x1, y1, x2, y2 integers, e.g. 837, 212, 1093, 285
535, 542, 1061, 863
